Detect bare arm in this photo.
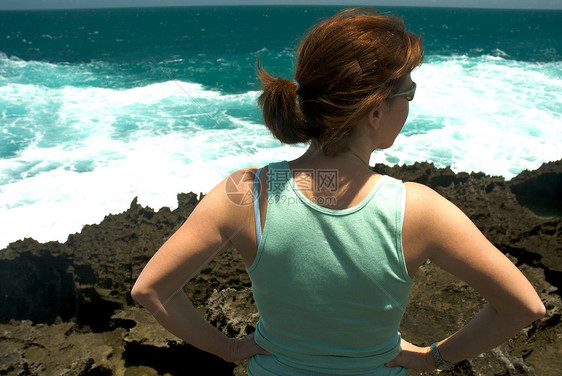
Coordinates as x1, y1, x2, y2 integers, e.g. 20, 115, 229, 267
130, 169, 269, 362
387, 182, 545, 370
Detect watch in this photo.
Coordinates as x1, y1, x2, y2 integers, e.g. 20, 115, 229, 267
430, 342, 453, 370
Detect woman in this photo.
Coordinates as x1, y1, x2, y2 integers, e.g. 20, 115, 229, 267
131, 8, 545, 375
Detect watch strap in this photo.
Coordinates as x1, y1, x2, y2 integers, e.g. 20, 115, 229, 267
430, 342, 452, 370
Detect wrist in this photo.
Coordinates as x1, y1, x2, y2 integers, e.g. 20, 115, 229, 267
220, 337, 237, 362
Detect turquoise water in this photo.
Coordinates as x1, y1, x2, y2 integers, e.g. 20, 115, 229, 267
1, 6, 561, 246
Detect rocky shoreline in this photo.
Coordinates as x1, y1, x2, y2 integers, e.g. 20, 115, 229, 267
1, 161, 560, 376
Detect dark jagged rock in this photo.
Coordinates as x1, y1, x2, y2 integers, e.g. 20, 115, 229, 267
0, 162, 560, 375
509, 160, 562, 201
111, 307, 235, 375
0, 244, 75, 324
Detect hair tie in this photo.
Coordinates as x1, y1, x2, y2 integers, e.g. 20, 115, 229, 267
292, 79, 301, 94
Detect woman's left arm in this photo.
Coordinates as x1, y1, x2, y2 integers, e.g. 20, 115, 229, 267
131, 170, 268, 362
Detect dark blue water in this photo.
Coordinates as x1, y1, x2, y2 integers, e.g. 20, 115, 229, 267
1, 6, 560, 92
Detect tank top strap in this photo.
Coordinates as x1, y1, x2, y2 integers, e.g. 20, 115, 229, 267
253, 167, 263, 247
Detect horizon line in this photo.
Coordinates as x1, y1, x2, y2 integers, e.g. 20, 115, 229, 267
1, 4, 562, 11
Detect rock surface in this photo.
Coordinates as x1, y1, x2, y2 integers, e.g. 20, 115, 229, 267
0, 161, 560, 376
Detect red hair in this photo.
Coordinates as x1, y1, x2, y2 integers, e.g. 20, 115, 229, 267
258, 8, 424, 155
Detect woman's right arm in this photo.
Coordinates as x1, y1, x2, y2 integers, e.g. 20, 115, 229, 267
386, 182, 546, 370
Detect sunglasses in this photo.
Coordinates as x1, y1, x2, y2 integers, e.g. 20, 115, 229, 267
391, 82, 416, 101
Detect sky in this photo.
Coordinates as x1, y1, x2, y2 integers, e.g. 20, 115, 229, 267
0, 0, 561, 11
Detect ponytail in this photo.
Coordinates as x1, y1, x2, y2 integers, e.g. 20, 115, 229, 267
257, 62, 310, 144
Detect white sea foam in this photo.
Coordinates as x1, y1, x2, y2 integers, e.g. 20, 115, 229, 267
377, 55, 562, 177
0, 55, 561, 248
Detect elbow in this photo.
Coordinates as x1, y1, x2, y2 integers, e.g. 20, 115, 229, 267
519, 297, 546, 326
131, 280, 154, 308
130, 282, 145, 304
130, 283, 142, 303
131, 282, 165, 316
531, 299, 547, 321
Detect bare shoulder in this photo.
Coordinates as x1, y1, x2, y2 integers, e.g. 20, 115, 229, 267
403, 181, 445, 203
403, 181, 467, 225
196, 167, 259, 208
186, 167, 257, 229
221, 167, 261, 207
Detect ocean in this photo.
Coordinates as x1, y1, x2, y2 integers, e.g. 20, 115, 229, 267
0, 6, 561, 248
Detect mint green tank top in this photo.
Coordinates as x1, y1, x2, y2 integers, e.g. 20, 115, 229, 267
247, 161, 413, 375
